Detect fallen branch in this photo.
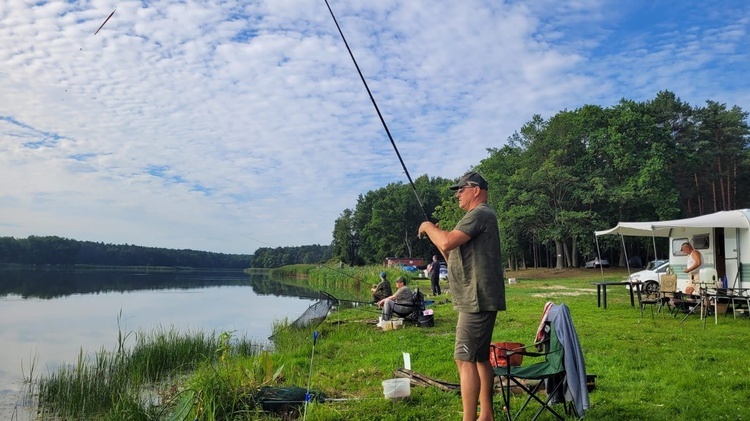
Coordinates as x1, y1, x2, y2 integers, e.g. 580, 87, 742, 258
392, 368, 460, 393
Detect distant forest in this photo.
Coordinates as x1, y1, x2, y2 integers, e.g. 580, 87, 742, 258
251, 245, 332, 268
0, 236, 333, 269
0, 236, 251, 268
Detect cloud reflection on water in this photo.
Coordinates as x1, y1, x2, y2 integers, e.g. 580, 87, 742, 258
0, 270, 316, 397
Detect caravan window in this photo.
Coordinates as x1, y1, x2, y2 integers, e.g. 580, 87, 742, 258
692, 234, 710, 250
672, 235, 710, 255
672, 238, 689, 256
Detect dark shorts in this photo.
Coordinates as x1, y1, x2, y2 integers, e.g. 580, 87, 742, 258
454, 311, 498, 362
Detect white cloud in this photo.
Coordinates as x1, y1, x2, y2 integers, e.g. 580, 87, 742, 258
1, 0, 748, 254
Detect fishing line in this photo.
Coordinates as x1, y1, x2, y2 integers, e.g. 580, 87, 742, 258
323, 0, 430, 222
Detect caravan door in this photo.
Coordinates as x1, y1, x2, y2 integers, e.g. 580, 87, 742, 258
724, 228, 740, 288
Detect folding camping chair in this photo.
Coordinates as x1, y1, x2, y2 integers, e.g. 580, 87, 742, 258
639, 276, 681, 318
494, 303, 588, 421
391, 288, 427, 325
657, 275, 677, 315
636, 284, 659, 318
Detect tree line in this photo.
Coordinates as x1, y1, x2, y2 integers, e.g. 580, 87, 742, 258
0, 236, 252, 268
251, 245, 332, 268
0, 269, 252, 299
331, 91, 750, 269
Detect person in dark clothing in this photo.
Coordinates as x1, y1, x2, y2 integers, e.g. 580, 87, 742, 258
428, 255, 442, 295
371, 272, 392, 302
377, 276, 413, 321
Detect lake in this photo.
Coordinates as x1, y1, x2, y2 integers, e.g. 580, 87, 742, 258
0, 268, 317, 419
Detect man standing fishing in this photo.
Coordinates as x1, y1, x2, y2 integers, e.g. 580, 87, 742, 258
418, 171, 505, 421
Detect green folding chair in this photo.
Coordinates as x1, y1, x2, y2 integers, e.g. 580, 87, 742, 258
493, 322, 569, 421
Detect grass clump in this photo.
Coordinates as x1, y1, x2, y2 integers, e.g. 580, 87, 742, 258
31, 327, 260, 420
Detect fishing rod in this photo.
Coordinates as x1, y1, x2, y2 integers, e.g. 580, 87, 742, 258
323, 0, 430, 223
303, 331, 319, 421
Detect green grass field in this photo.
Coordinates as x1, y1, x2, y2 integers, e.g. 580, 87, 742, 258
266, 267, 750, 420
31, 267, 750, 420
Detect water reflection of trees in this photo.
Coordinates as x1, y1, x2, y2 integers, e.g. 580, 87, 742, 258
246, 274, 316, 299
257, 275, 371, 309
0, 269, 364, 303
0, 269, 258, 299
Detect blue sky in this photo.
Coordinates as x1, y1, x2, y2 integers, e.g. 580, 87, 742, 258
1, 0, 748, 255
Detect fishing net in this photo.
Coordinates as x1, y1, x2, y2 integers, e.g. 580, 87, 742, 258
290, 292, 339, 329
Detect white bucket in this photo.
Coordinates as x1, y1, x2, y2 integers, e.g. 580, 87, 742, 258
382, 378, 410, 400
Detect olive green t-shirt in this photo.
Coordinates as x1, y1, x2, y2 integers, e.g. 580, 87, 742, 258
447, 202, 506, 312
393, 286, 413, 303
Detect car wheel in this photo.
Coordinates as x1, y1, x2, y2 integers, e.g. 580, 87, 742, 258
643, 281, 659, 298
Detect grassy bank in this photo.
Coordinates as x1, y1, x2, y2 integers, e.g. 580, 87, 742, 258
30, 267, 750, 420
270, 263, 424, 302
262, 266, 750, 420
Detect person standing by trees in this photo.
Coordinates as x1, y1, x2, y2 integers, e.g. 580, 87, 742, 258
428, 255, 442, 296
418, 171, 505, 421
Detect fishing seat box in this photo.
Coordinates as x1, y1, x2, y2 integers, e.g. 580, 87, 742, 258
417, 313, 434, 327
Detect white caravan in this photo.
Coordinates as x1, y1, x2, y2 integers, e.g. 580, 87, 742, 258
595, 209, 750, 292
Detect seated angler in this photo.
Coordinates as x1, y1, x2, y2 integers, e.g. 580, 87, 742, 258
377, 276, 413, 321
371, 272, 393, 302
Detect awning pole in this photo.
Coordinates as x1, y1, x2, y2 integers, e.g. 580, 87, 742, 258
595, 235, 605, 279
621, 234, 630, 274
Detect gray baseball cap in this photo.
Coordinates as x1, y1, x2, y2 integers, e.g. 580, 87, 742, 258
449, 171, 488, 190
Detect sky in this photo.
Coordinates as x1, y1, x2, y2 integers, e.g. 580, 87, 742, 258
1, 0, 748, 255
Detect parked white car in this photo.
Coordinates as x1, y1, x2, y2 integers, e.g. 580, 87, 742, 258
626, 259, 670, 296
584, 257, 609, 268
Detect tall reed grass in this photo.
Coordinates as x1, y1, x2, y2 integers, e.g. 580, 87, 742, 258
29, 326, 261, 420
270, 263, 418, 302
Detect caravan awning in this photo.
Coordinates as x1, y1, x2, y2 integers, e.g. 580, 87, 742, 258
594, 222, 671, 237
595, 209, 750, 237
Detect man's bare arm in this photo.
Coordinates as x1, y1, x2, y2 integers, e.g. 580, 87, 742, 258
418, 222, 471, 260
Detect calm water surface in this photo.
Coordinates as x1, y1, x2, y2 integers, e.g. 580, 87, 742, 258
0, 268, 317, 418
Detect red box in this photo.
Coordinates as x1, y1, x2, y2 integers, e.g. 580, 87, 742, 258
490, 342, 525, 367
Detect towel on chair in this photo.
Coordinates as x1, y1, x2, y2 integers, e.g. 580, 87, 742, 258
535, 301, 554, 351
